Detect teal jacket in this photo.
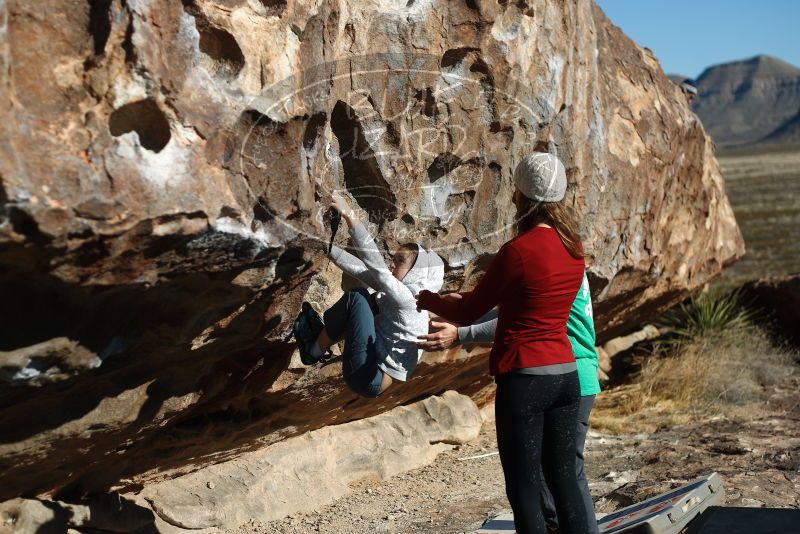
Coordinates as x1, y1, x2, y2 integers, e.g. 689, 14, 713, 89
566, 273, 601, 396
457, 272, 601, 396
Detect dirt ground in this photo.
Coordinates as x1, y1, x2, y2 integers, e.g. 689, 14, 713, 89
229, 376, 800, 534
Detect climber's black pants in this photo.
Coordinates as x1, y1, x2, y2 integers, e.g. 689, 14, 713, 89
495, 371, 588, 534
323, 288, 385, 398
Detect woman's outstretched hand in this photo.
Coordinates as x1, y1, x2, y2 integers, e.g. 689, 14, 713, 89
415, 290, 432, 312
417, 319, 460, 351
441, 293, 463, 303
416, 290, 462, 312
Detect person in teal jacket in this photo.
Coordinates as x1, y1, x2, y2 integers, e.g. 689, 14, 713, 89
417, 272, 600, 534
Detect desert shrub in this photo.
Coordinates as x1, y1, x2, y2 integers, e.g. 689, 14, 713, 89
657, 289, 755, 344
591, 292, 797, 432
645, 289, 795, 409
640, 327, 794, 411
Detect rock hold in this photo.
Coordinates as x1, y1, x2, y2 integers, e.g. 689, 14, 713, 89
0, 337, 101, 386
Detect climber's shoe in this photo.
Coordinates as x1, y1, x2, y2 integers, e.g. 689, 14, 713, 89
301, 302, 325, 335
292, 313, 319, 365
292, 302, 326, 365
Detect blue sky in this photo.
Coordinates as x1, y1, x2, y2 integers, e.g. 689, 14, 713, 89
596, 0, 800, 78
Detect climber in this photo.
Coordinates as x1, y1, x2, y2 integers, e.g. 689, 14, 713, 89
417, 272, 601, 534
680, 78, 698, 103
416, 152, 589, 534
292, 192, 444, 398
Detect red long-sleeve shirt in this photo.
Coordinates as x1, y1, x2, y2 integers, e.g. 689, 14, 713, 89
418, 226, 585, 376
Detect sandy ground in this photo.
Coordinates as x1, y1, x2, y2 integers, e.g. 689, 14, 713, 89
229, 376, 800, 534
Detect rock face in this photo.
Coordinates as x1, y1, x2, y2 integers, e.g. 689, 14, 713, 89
0, 0, 742, 502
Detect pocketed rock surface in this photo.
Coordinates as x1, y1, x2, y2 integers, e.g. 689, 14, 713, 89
242, 378, 800, 533
1, 0, 742, 501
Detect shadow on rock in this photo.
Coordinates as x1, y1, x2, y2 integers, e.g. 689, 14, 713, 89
0, 267, 308, 501
0, 493, 157, 533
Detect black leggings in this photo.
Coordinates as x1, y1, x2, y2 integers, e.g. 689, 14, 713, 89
495, 371, 588, 534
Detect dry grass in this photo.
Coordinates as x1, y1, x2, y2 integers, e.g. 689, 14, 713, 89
640, 327, 793, 407
592, 323, 797, 434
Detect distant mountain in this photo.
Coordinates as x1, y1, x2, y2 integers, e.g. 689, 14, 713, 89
691, 55, 800, 146
762, 109, 800, 144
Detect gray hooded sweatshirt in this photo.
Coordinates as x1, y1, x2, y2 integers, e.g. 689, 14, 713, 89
328, 224, 445, 381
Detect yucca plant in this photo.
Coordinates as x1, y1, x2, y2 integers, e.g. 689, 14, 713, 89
658, 289, 757, 344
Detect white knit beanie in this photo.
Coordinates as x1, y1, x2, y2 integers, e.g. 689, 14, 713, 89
513, 152, 567, 202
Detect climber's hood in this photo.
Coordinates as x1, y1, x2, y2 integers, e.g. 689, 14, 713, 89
402, 245, 444, 295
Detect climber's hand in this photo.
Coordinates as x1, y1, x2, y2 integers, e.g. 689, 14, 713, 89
330, 192, 357, 226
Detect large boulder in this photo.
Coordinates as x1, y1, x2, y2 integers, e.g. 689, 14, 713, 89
0, 0, 742, 500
